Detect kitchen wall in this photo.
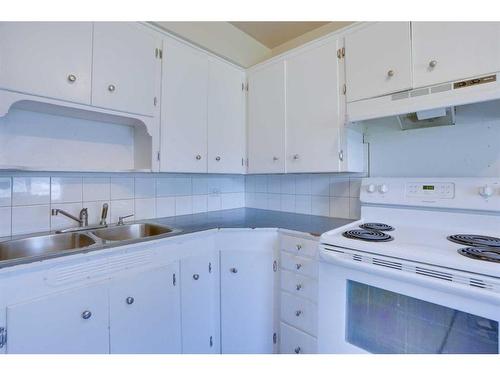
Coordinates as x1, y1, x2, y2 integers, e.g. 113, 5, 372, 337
364, 100, 500, 177
0, 172, 245, 237
245, 174, 363, 220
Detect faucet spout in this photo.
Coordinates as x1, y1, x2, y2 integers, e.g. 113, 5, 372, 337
51, 208, 83, 226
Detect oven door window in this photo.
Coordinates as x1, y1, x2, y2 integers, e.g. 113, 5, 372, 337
346, 280, 498, 354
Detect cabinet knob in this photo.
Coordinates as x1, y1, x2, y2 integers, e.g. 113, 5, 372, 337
81, 310, 92, 320
294, 346, 301, 354
293, 154, 300, 160
67, 74, 77, 83
230, 267, 238, 273
193, 274, 200, 280
196, 154, 202, 160
296, 244, 302, 251
295, 310, 302, 317
126, 297, 135, 305
272, 156, 279, 161
429, 60, 438, 68
296, 263, 302, 270
215, 156, 221, 161
108, 84, 116, 92
387, 70, 395, 77
296, 284, 302, 291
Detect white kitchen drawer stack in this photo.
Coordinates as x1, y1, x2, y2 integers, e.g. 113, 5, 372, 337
279, 233, 319, 354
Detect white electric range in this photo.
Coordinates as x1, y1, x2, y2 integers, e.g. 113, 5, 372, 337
318, 177, 500, 354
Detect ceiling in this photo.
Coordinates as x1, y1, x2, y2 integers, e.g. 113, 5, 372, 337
230, 22, 331, 49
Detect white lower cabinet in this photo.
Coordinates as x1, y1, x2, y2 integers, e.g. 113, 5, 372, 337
180, 250, 220, 353
220, 249, 276, 353
280, 322, 317, 354
6, 283, 109, 354
279, 233, 319, 354
109, 264, 181, 354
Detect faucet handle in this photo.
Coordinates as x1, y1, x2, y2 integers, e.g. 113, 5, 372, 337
118, 213, 134, 225
100, 203, 109, 225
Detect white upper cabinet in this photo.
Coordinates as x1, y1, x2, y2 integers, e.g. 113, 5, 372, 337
286, 38, 343, 173
345, 22, 412, 102
247, 60, 286, 173
92, 22, 161, 116
109, 264, 181, 354
0, 22, 93, 104
161, 37, 209, 173
412, 22, 500, 88
207, 59, 246, 174
6, 284, 109, 354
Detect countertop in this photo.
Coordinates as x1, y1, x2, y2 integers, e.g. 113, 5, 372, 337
0, 208, 354, 269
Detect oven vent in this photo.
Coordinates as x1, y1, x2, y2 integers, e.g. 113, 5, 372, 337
415, 266, 453, 282
321, 245, 500, 293
372, 257, 403, 270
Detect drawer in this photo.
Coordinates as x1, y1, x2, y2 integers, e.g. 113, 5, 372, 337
281, 235, 318, 258
280, 252, 318, 279
281, 269, 318, 303
280, 322, 317, 354
280, 292, 317, 336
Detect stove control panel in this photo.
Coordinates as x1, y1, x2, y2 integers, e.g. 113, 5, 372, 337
360, 178, 500, 211
405, 182, 455, 199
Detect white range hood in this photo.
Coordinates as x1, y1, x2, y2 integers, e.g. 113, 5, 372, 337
347, 73, 500, 123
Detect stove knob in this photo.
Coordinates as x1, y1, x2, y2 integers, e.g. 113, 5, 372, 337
378, 184, 389, 194
367, 184, 376, 193
479, 185, 494, 198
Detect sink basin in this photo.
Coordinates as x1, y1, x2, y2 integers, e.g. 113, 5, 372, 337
91, 223, 178, 242
0, 233, 96, 262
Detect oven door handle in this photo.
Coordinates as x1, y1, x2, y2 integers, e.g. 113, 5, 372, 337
321, 250, 500, 306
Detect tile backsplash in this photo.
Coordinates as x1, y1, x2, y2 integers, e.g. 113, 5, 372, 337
0, 173, 245, 237
0, 172, 364, 238
245, 174, 363, 220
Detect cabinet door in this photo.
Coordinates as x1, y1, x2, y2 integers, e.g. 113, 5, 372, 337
0, 308, 5, 354
161, 37, 208, 173
286, 39, 342, 173
412, 22, 500, 88
220, 250, 275, 353
247, 61, 286, 173
0, 22, 92, 104
207, 59, 246, 174
345, 22, 412, 102
180, 251, 220, 353
6, 284, 109, 354
109, 264, 181, 354
92, 22, 161, 116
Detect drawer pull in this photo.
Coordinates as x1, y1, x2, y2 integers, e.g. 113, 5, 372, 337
294, 346, 301, 354
296, 284, 302, 291
296, 244, 302, 251
230, 267, 238, 273
126, 297, 135, 305
296, 263, 302, 270
295, 310, 302, 317
193, 274, 200, 280
81, 310, 92, 320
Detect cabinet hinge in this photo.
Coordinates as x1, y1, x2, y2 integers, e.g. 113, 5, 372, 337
153, 96, 158, 106
208, 262, 212, 273
172, 273, 176, 286
0, 327, 6, 349
337, 48, 342, 59
342, 46, 345, 57
273, 260, 278, 272
209, 336, 214, 347
273, 332, 277, 344
246, 158, 249, 167
155, 48, 163, 59
157, 151, 161, 162
343, 84, 347, 95
245, 82, 249, 92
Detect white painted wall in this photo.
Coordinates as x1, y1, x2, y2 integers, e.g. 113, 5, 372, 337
363, 100, 500, 177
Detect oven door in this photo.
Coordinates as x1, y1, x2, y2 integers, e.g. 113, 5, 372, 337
318, 247, 500, 354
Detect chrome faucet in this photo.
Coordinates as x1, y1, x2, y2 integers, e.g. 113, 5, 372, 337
117, 214, 134, 225
100, 203, 109, 226
51, 207, 88, 227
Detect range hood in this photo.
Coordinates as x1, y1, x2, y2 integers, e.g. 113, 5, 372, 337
347, 73, 499, 123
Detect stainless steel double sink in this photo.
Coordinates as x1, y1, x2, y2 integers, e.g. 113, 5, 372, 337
0, 223, 180, 264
